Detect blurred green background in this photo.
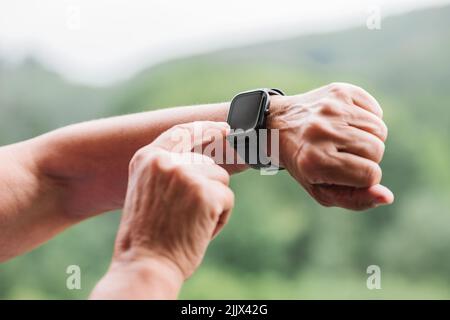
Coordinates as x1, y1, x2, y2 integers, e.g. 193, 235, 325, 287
1, 5, 450, 299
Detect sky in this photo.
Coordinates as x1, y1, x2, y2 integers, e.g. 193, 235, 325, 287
0, 0, 449, 85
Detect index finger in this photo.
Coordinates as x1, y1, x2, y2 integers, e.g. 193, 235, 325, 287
151, 121, 230, 153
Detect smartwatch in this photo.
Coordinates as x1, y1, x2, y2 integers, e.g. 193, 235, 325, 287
226, 88, 285, 170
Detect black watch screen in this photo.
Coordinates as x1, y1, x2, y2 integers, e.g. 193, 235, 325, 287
226, 88, 284, 170
227, 90, 266, 130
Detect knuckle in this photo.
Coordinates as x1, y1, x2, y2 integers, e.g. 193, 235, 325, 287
210, 204, 223, 219
344, 82, 365, 95
228, 191, 235, 208
220, 170, 231, 185
214, 164, 231, 183
222, 186, 235, 209
129, 148, 147, 172
129, 147, 162, 173
328, 82, 344, 90
144, 152, 189, 180
169, 163, 187, 179
190, 180, 210, 203
373, 139, 385, 163
366, 116, 388, 142
378, 121, 388, 141
318, 98, 341, 116
147, 151, 170, 170
362, 137, 385, 163
306, 118, 323, 131
364, 163, 382, 186
328, 82, 350, 98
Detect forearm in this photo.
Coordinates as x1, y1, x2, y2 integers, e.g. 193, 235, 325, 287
1, 94, 301, 262
0, 101, 246, 261
31, 101, 243, 217
0, 144, 73, 262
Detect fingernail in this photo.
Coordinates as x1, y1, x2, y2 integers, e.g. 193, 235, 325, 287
373, 197, 387, 207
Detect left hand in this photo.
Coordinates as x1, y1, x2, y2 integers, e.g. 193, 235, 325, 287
268, 82, 394, 210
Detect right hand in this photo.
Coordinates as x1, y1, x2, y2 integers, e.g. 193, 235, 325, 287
113, 121, 234, 280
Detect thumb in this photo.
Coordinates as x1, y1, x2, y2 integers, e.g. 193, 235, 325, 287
311, 183, 394, 211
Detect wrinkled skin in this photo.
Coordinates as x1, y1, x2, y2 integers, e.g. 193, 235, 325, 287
91, 121, 234, 299
114, 121, 234, 279
269, 82, 393, 210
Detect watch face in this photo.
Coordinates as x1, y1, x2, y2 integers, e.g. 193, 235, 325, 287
228, 90, 266, 130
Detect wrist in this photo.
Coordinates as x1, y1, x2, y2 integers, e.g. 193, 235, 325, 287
266, 94, 292, 129
116, 247, 185, 293
266, 95, 292, 167
92, 249, 184, 300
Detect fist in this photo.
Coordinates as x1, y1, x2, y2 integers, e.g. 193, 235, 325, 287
269, 83, 394, 210
114, 121, 234, 279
